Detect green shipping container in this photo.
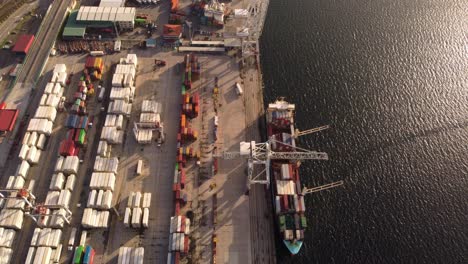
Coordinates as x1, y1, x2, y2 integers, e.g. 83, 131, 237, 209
74, 99, 81, 106
279, 215, 286, 225
301, 215, 307, 228
175, 163, 179, 171
73, 245, 84, 264
181, 86, 186, 95
78, 129, 86, 145
182, 72, 185, 83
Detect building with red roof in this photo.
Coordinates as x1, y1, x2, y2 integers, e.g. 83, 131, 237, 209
12, 34, 35, 55
163, 24, 182, 42
0, 109, 19, 132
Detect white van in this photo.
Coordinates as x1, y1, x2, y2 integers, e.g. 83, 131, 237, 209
98, 87, 106, 102
235, 82, 243, 96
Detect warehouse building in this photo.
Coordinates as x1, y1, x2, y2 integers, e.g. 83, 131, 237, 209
12, 34, 35, 55
99, 0, 125, 7
77, 6, 135, 31
63, 10, 116, 39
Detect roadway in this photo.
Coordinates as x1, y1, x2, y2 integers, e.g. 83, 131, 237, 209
243, 64, 277, 263
0, 0, 72, 168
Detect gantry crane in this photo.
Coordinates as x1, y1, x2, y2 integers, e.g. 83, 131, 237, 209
0, 189, 72, 226
240, 0, 270, 60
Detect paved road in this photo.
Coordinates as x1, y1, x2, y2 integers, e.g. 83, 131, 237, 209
0, 0, 71, 168
243, 63, 277, 264
0, 1, 38, 42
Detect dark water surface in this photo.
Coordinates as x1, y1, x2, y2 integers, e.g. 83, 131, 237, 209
259, 0, 468, 263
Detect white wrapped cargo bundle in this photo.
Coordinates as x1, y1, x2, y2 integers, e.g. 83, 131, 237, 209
5, 193, 26, 210
139, 113, 160, 124
87, 190, 97, 207
93, 157, 119, 173
142, 193, 151, 208
126, 54, 138, 67
133, 192, 142, 208
141, 100, 161, 113
19, 144, 29, 160
123, 73, 133, 87
44, 191, 60, 206
108, 100, 131, 115
16, 160, 30, 178
49, 173, 65, 190
26, 146, 42, 165
62, 156, 79, 175
96, 190, 104, 208
53, 83, 63, 96
104, 114, 117, 127
133, 247, 144, 264
124, 208, 131, 227
6, 176, 25, 190
112, 73, 124, 87
54, 157, 64, 173
101, 190, 113, 209
28, 132, 38, 146
0, 248, 12, 264
110, 87, 131, 102
22, 132, 31, 145
57, 72, 67, 87
27, 118, 53, 135
33, 246, 52, 264
44, 82, 54, 94
53, 64, 67, 74
45, 94, 60, 108
25, 247, 35, 264
30, 228, 41, 246
65, 174, 76, 191
51, 244, 62, 263
34, 106, 57, 122
142, 208, 149, 228
115, 64, 136, 79
116, 115, 124, 130
49, 209, 67, 228
36, 133, 47, 150
0, 209, 24, 230
185, 218, 191, 235
101, 126, 124, 144
57, 190, 71, 208
51, 71, 59, 83
127, 192, 135, 208
97, 141, 108, 157
81, 209, 109, 228
131, 208, 142, 228
135, 130, 152, 144
39, 94, 48, 106
90, 172, 116, 191
0, 228, 16, 248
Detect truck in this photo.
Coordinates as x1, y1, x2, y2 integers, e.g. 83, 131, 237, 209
114, 40, 121, 52
98, 88, 106, 102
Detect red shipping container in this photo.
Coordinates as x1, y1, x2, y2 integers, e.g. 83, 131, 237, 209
175, 201, 180, 215
193, 93, 199, 105
180, 169, 185, 189
181, 217, 185, 233
174, 190, 180, 200
184, 236, 189, 253
177, 133, 181, 142
173, 183, 181, 191
175, 252, 180, 264
283, 195, 289, 210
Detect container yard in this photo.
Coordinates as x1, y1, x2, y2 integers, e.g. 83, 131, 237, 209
0, 0, 278, 263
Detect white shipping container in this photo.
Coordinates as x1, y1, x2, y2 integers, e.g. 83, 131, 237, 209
124, 207, 131, 227
185, 218, 191, 235
136, 160, 143, 176
39, 94, 48, 106
112, 73, 124, 87
52, 244, 62, 263
28, 132, 38, 147
101, 190, 113, 209
54, 157, 64, 172
126, 54, 138, 67
141, 100, 161, 113
27, 119, 53, 135
135, 129, 152, 144
16, 160, 30, 178
104, 114, 117, 127
11, 177, 24, 190
49, 173, 65, 190
57, 72, 67, 87
45, 191, 60, 206
127, 192, 135, 208
79, 230, 87, 246
45, 94, 60, 108
65, 174, 76, 191
94, 157, 119, 173
139, 113, 160, 124
131, 208, 142, 228
36, 133, 47, 150
62, 156, 79, 175
110, 87, 131, 102
22, 132, 31, 145
31, 228, 41, 246
0, 228, 15, 248
97, 141, 108, 157
133, 192, 142, 208
5, 176, 14, 189
44, 82, 54, 94
19, 144, 29, 160
116, 115, 124, 130
36, 209, 50, 228
25, 247, 36, 264
26, 146, 39, 165
34, 106, 57, 122
142, 208, 149, 228
53, 64, 67, 74
87, 190, 97, 207
0, 248, 12, 264
96, 190, 104, 208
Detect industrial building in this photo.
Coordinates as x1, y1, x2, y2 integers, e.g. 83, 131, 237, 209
99, 0, 125, 7
62, 6, 136, 39
77, 6, 135, 31
12, 35, 35, 55
163, 24, 182, 42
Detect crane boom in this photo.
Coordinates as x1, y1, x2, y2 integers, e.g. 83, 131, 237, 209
295, 125, 330, 138
302, 180, 344, 195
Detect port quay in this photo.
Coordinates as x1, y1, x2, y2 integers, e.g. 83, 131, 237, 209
0, 0, 335, 263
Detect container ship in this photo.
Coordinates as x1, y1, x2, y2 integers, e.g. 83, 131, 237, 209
266, 99, 307, 255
